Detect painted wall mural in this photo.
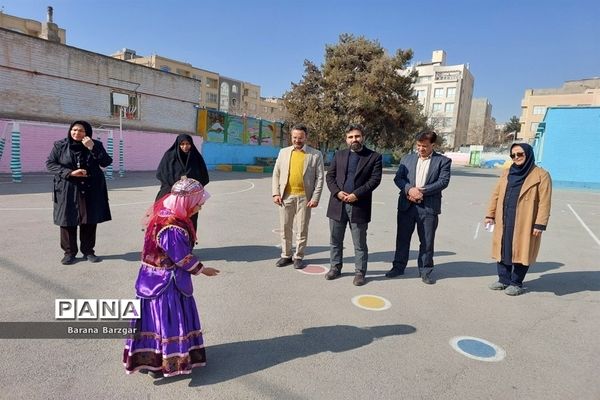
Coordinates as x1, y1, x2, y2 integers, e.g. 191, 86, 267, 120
206, 110, 226, 143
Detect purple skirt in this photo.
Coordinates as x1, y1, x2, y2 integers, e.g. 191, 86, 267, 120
123, 283, 206, 377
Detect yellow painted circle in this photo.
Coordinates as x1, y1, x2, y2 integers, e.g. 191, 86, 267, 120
352, 295, 391, 311
357, 296, 386, 309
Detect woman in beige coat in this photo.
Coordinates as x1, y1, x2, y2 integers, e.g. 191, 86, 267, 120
484, 143, 552, 296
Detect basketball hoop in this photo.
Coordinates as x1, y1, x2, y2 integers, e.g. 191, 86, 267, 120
125, 105, 137, 120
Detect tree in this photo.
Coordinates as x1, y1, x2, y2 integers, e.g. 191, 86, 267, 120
504, 115, 521, 134
284, 34, 426, 152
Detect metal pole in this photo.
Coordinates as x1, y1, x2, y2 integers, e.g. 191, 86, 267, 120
119, 107, 125, 177
10, 122, 22, 183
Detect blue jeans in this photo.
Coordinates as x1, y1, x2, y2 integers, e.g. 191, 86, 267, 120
329, 204, 368, 274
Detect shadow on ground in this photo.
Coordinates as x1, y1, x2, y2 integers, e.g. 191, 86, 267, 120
196, 245, 331, 263
152, 324, 416, 387
526, 271, 600, 296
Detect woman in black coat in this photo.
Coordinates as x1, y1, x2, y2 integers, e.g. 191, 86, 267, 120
46, 121, 112, 265
155, 134, 209, 231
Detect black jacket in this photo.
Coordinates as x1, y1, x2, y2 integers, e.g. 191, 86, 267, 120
326, 147, 382, 223
46, 138, 112, 226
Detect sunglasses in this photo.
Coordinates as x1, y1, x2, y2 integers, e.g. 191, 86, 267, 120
510, 152, 525, 159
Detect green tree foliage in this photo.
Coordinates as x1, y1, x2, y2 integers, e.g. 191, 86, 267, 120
504, 115, 521, 134
284, 34, 426, 151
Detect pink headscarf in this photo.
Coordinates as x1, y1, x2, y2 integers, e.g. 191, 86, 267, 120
162, 178, 210, 218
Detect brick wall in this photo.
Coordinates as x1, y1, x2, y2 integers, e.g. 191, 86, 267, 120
0, 28, 200, 133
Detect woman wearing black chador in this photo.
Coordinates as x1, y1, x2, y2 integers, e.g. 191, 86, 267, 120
156, 134, 209, 231
46, 121, 112, 265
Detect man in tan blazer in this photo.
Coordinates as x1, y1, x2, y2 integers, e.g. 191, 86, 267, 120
272, 124, 325, 269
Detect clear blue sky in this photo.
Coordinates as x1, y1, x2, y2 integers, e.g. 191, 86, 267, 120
2, 0, 599, 123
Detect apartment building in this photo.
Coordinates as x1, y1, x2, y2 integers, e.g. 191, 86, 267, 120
259, 97, 287, 122
519, 78, 600, 142
467, 98, 495, 145
242, 82, 261, 117
407, 50, 474, 149
0, 7, 65, 43
111, 49, 286, 121
111, 49, 220, 111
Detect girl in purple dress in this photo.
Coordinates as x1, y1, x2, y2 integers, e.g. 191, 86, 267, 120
123, 178, 219, 378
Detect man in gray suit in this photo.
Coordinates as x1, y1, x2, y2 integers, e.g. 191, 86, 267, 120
386, 130, 451, 284
272, 124, 325, 269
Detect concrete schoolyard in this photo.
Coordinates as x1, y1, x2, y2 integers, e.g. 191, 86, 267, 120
0, 166, 598, 400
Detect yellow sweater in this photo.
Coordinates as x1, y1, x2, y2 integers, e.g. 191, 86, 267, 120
285, 150, 305, 196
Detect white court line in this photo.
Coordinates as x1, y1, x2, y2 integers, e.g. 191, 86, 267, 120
211, 181, 255, 196
474, 222, 481, 240
0, 181, 256, 211
567, 203, 600, 247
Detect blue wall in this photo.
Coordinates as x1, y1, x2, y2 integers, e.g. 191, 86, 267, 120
534, 107, 600, 188
203, 142, 280, 169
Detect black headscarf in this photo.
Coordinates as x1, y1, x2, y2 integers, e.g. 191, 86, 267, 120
68, 120, 94, 168
507, 143, 535, 188
155, 134, 209, 200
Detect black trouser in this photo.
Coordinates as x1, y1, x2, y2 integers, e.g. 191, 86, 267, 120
393, 204, 439, 276
60, 224, 97, 256
497, 262, 529, 287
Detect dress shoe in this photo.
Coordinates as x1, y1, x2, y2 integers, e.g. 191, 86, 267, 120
325, 266, 341, 280
293, 259, 304, 269
385, 267, 404, 278
275, 257, 293, 267
61, 254, 76, 265
353, 273, 366, 286
421, 275, 435, 285
85, 254, 100, 263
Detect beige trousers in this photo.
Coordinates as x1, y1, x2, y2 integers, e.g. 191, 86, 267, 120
279, 195, 312, 260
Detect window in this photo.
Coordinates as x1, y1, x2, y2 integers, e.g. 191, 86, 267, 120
206, 77, 218, 89
531, 122, 539, 132
432, 103, 442, 112
434, 88, 444, 98
444, 103, 455, 113
232, 85, 238, 94
417, 75, 432, 83
446, 87, 456, 98
110, 92, 140, 120
532, 106, 546, 115
159, 65, 171, 72
443, 117, 454, 128
415, 89, 426, 100
206, 92, 218, 103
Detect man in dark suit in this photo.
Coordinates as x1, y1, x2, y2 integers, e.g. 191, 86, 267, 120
386, 130, 451, 284
325, 124, 382, 286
